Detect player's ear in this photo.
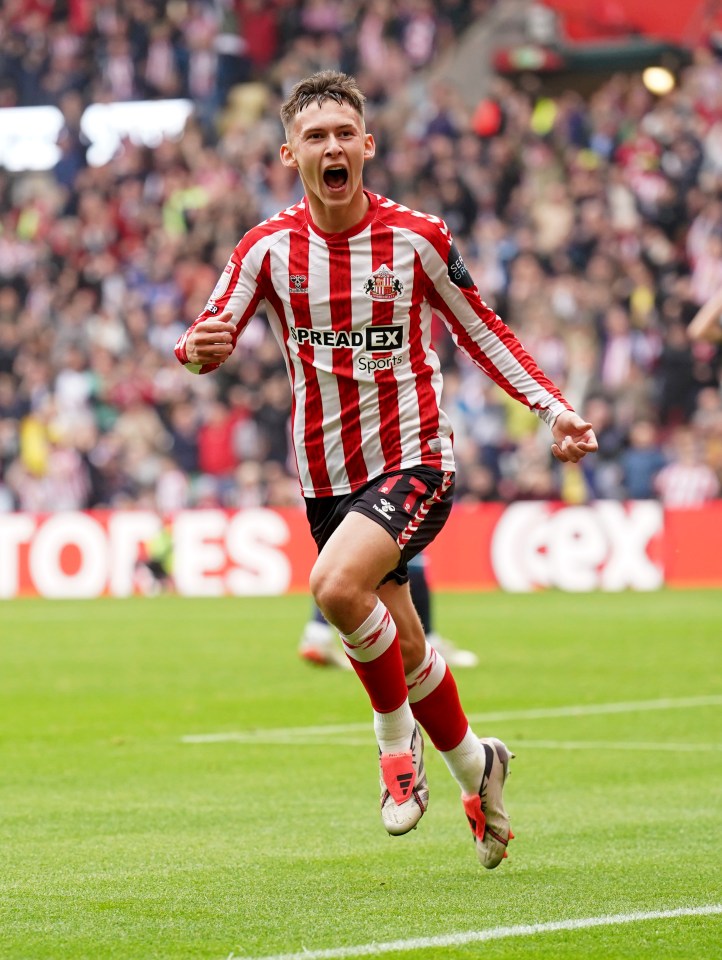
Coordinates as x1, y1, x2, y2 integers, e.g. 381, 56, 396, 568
364, 133, 376, 161
280, 143, 298, 169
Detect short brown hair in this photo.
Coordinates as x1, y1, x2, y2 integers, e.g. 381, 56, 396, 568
280, 71, 366, 138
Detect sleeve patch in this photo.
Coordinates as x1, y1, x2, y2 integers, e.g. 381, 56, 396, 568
447, 242, 475, 289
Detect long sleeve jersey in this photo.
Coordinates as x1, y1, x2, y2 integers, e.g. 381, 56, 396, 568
175, 191, 571, 497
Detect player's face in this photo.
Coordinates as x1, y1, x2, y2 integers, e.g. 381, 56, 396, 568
280, 100, 375, 229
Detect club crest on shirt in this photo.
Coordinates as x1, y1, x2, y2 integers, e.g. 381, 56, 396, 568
363, 264, 404, 301
289, 274, 308, 294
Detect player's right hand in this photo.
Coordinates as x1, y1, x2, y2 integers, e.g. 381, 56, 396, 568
185, 311, 236, 364
550, 410, 598, 463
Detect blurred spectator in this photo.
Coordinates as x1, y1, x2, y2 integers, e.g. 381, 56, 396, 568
581, 394, 626, 498
655, 320, 699, 425
254, 373, 292, 466
654, 427, 720, 506
167, 401, 200, 474
197, 399, 243, 487
620, 420, 667, 500
53, 91, 89, 190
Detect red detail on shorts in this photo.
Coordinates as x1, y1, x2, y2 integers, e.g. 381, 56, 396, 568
397, 471, 453, 548
349, 638, 407, 713
379, 474, 403, 495
408, 666, 468, 751
403, 477, 427, 513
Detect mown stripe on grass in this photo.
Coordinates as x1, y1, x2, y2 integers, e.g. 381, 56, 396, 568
183, 735, 722, 751
514, 739, 722, 753
182, 694, 722, 743
238, 904, 722, 960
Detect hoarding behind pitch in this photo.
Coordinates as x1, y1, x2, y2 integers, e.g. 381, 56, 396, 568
1, 502, 721, 599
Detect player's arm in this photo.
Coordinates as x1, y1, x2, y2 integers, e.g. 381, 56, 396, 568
425, 231, 597, 462
174, 239, 264, 374
687, 287, 722, 343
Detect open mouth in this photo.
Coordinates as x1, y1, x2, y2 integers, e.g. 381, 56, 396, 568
323, 166, 348, 191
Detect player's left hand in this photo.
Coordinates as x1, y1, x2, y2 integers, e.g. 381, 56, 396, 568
550, 411, 598, 463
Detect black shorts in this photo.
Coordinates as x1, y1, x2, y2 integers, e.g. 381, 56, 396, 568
305, 467, 455, 585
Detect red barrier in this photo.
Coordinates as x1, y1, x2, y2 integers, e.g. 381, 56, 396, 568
662, 501, 722, 588
0, 502, 719, 598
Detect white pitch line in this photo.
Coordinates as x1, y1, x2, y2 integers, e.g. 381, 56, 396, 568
236, 904, 722, 960
471, 694, 722, 723
182, 723, 371, 743
515, 739, 722, 753
181, 694, 722, 744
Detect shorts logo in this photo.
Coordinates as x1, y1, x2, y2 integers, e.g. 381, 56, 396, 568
289, 274, 308, 294
363, 264, 404, 301
372, 498, 396, 521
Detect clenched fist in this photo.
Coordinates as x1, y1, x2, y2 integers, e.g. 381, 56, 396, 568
186, 311, 236, 365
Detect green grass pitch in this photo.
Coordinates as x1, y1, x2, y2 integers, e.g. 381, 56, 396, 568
1, 591, 721, 960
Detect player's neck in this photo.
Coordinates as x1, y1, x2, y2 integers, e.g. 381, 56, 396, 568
306, 186, 370, 236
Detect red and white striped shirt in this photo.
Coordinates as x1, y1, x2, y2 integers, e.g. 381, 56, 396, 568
175, 192, 571, 497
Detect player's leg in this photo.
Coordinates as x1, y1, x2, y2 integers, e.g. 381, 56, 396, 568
375, 578, 425, 672
379, 577, 476, 763
380, 575, 513, 867
407, 555, 432, 633
310, 510, 412, 733
298, 603, 352, 670
407, 554, 479, 668
310, 511, 426, 835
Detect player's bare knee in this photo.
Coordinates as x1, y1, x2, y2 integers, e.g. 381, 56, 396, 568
309, 565, 357, 623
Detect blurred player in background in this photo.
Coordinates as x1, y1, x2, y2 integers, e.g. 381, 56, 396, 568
175, 71, 597, 868
299, 553, 478, 669
135, 523, 175, 596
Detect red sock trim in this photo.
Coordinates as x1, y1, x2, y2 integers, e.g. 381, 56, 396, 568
350, 637, 408, 713
410, 666, 468, 751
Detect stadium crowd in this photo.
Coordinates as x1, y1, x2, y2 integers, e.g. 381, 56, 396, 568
0, 0, 721, 514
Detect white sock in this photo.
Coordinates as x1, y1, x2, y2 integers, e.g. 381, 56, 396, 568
440, 726, 485, 795
374, 703, 415, 754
